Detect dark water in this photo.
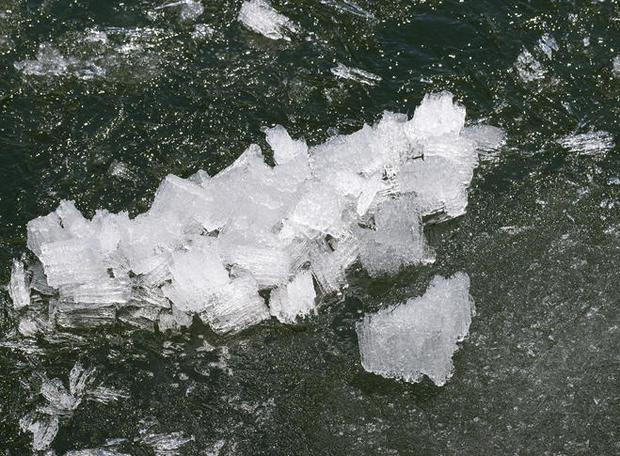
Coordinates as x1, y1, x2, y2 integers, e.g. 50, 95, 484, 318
0, 0, 618, 454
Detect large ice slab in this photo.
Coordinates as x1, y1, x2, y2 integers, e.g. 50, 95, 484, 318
10, 92, 501, 335
356, 273, 474, 386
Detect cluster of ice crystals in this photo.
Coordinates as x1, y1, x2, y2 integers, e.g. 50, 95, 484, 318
237, 0, 298, 41
20, 363, 127, 452
356, 273, 474, 386
12, 92, 501, 335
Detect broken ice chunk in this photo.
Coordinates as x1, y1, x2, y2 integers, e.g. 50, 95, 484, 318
331, 63, 382, 86
9, 258, 30, 310
237, 0, 298, 41
356, 272, 474, 386
162, 242, 230, 314
18, 91, 501, 335
284, 182, 348, 238
514, 48, 546, 82
357, 195, 432, 277
264, 125, 308, 165
269, 270, 316, 323
149, 173, 224, 234
20, 412, 59, 452
198, 273, 270, 334
404, 92, 466, 141
310, 234, 359, 294
536, 33, 558, 59
40, 378, 80, 414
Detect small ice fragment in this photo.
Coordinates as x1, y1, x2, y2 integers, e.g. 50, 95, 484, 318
9, 258, 30, 310
331, 63, 381, 86
237, 0, 298, 41
515, 48, 546, 82
69, 362, 95, 397
140, 432, 194, 456
20, 413, 59, 452
356, 273, 474, 386
155, 0, 204, 21
180, 1, 204, 21
41, 378, 80, 413
320, 0, 375, 20
404, 91, 466, 140
84, 29, 109, 44
87, 386, 130, 404
192, 24, 215, 40
557, 131, 615, 156
108, 160, 134, 180
537, 33, 558, 59
264, 125, 308, 165
613, 55, 620, 78
269, 269, 316, 323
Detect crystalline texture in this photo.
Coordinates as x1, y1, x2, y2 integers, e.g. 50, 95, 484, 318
13, 92, 501, 336
237, 0, 297, 41
356, 273, 474, 386
269, 270, 316, 323
9, 259, 30, 310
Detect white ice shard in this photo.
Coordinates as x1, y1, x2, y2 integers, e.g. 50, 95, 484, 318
19, 413, 59, 452
237, 0, 298, 41
536, 33, 558, 59
269, 270, 316, 323
331, 63, 382, 86
356, 273, 474, 386
557, 130, 615, 156
64, 450, 130, 456
264, 124, 308, 165
405, 91, 465, 141
357, 195, 432, 277
13, 92, 502, 335
9, 258, 30, 310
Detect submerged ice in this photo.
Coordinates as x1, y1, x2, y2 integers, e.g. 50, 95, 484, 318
356, 273, 474, 386
10, 92, 502, 336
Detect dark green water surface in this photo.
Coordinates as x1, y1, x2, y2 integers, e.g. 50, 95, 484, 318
0, 1, 618, 454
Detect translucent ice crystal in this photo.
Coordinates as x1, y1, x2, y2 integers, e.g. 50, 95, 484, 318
237, 0, 298, 41
356, 273, 474, 386
9, 258, 30, 310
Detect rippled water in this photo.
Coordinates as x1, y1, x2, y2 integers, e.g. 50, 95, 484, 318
0, 1, 618, 454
